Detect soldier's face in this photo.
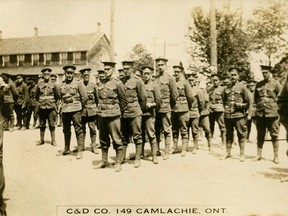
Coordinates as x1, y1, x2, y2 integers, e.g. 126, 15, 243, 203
104, 66, 114, 77
123, 66, 132, 77
143, 69, 152, 82
98, 73, 106, 82
173, 69, 181, 80
135, 70, 142, 78
83, 73, 90, 82
118, 71, 125, 79
65, 70, 74, 81
229, 70, 239, 83
50, 78, 56, 83
248, 83, 255, 91
212, 77, 220, 86
157, 62, 166, 74
2, 75, 8, 83
42, 72, 50, 82
16, 77, 23, 83
262, 71, 270, 80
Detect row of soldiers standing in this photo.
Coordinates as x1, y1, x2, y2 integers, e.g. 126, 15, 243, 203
0, 58, 284, 173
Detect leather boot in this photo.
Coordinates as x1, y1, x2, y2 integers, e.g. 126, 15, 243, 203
115, 149, 122, 172
134, 144, 142, 168
62, 132, 71, 155
220, 131, 226, 147
50, 130, 57, 146
192, 136, 199, 154
181, 136, 188, 157
76, 134, 85, 159
95, 148, 109, 168
37, 130, 45, 146
151, 138, 159, 164
272, 140, 280, 164
253, 148, 262, 161
239, 142, 245, 162
221, 142, 232, 160
91, 142, 99, 154
208, 139, 212, 151
163, 135, 170, 160
121, 145, 127, 164
172, 136, 179, 154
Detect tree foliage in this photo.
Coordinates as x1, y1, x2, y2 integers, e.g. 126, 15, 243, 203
128, 44, 154, 70
247, 0, 288, 66
187, 6, 252, 81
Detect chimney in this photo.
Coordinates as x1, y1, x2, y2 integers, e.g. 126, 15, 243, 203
34, 27, 38, 37
97, 22, 101, 33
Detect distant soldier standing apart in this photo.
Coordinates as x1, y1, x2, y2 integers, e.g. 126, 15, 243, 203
26, 77, 39, 129
96, 62, 127, 172
14, 74, 29, 130
208, 74, 226, 147
171, 63, 193, 156
1, 73, 18, 132
222, 67, 253, 162
246, 79, 257, 143
79, 67, 99, 154
121, 60, 147, 168
254, 65, 282, 164
154, 58, 178, 160
141, 65, 162, 164
60, 66, 88, 159
35, 68, 60, 146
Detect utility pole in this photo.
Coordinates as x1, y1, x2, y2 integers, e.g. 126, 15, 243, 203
110, 0, 115, 61
210, 0, 217, 74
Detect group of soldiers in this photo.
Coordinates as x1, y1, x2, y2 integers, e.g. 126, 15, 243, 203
0, 57, 287, 173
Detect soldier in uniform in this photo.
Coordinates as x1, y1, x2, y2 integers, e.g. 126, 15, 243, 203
14, 74, 29, 130
246, 79, 257, 143
1, 73, 18, 132
79, 67, 99, 154
171, 63, 193, 156
0, 77, 7, 216
222, 67, 253, 162
208, 74, 226, 147
118, 68, 125, 82
26, 77, 39, 129
154, 58, 178, 160
50, 74, 57, 83
35, 68, 60, 146
141, 65, 161, 164
121, 60, 147, 168
254, 65, 282, 164
96, 62, 127, 172
60, 65, 88, 159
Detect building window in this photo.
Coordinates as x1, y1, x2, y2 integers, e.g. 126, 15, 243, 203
0, 56, 2, 67
51, 53, 60, 63
24, 54, 32, 64
39, 53, 44, 65
33, 54, 39, 65
67, 52, 73, 61
81, 52, 87, 61
74, 52, 81, 64
45, 53, 51, 65
9, 55, 17, 66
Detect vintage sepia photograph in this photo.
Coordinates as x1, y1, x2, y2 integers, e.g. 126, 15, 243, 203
0, 0, 288, 215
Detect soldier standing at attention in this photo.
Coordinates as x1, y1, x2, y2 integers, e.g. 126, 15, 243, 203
171, 63, 193, 156
35, 68, 60, 146
246, 79, 257, 143
141, 65, 162, 164
222, 67, 253, 162
1, 73, 18, 132
254, 65, 282, 164
14, 74, 29, 130
26, 77, 39, 129
208, 74, 226, 147
154, 58, 178, 160
79, 67, 99, 154
96, 62, 127, 172
60, 65, 88, 159
121, 60, 147, 168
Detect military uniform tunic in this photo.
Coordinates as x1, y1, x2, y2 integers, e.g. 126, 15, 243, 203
60, 79, 88, 152
26, 84, 39, 128
254, 78, 282, 147
36, 81, 60, 131
97, 76, 127, 150
14, 82, 29, 128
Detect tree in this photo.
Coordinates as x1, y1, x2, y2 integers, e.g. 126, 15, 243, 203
187, 6, 252, 81
128, 44, 154, 70
247, 0, 288, 66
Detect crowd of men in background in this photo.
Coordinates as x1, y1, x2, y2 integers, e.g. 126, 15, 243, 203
0, 57, 287, 174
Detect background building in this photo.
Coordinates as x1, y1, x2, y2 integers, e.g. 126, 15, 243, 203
0, 25, 111, 83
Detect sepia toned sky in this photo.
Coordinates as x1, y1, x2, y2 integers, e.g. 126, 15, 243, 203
0, 0, 259, 65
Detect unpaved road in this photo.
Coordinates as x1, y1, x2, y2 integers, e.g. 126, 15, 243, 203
3, 124, 288, 216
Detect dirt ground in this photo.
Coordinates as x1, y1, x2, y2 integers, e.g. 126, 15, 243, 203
3, 124, 288, 216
